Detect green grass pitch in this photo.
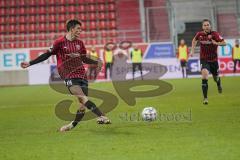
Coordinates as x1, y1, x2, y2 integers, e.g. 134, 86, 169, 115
0, 77, 240, 160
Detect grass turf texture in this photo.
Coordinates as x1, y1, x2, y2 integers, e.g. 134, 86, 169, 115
0, 77, 240, 160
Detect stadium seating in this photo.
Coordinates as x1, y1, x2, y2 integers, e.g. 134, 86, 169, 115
0, 0, 119, 49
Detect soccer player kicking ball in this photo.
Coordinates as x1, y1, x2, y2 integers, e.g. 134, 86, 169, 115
21, 19, 111, 131
190, 19, 226, 105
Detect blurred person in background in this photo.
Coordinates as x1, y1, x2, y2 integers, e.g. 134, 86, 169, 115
232, 39, 240, 73
177, 39, 189, 78
131, 45, 143, 80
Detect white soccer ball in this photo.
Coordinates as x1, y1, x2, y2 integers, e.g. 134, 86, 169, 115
141, 107, 157, 121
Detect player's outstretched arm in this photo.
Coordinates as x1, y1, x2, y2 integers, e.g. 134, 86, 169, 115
21, 51, 52, 69
81, 55, 102, 72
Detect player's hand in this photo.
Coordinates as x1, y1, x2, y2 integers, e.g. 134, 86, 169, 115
211, 40, 218, 45
20, 62, 30, 68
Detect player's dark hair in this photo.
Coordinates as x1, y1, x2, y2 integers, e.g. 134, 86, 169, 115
66, 19, 82, 31
202, 19, 211, 25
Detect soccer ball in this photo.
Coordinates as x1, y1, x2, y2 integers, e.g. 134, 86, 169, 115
141, 107, 157, 121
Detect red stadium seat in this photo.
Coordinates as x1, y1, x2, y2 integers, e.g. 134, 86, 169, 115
39, 15, 47, 23
16, 7, 25, 15
38, 7, 47, 14
68, 5, 78, 13
67, 0, 76, 5
108, 4, 115, 11
90, 21, 97, 30
0, 8, 6, 16
109, 20, 116, 29
101, 31, 108, 37
0, 25, 5, 33
57, 23, 65, 32
9, 0, 16, 7
48, 14, 56, 23
79, 13, 86, 21
28, 24, 36, 33
89, 5, 96, 12
28, 0, 35, 7
108, 12, 116, 20
79, 33, 86, 39
29, 42, 36, 48
0, 0, 6, 7
7, 8, 16, 16
99, 21, 106, 30
99, 12, 106, 20
0, 17, 5, 24
29, 34, 36, 41
19, 24, 25, 33
9, 16, 16, 24
78, 5, 85, 12
48, 6, 56, 14
18, 16, 25, 24
48, 0, 56, 5
37, 23, 47, 32
89, 13, 96, 21
90, 31, 97, 38
99, 4, 105, 11
49, 23, 57, 32
57, 6, 66, 14
87, 0, 95, 4
28, 15, 36, 24
37, 0, 45, 6
58, 14, 66, 22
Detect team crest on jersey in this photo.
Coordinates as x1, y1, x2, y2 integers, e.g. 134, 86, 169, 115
208, 35, 212, 39
76, 45, 80, 50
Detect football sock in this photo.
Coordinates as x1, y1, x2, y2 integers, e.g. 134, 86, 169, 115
214, 76, 221, 87
72, 110, 85, 127
202, 79, 208, 98
85, 100, 104, 117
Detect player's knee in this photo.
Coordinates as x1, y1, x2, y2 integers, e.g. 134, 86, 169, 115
201, 69, 208, 79
79, 105, 86, 112
77, 96, 88, 104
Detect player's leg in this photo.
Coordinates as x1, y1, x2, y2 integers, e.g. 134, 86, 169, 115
200, 60, 210, 104
138, 63, 143, 80
132, 63, 136, 80
60, 79, 110, 132
180, 61, 185, 78
211, 61, 222, 93
105, 63, 108, 79
109, 63, 113, 78
233, 60, 237, 73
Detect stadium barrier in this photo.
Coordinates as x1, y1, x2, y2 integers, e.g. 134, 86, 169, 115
0, 40, 240, 86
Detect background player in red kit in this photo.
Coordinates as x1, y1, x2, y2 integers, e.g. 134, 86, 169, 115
21, 19, 111, 132
190, 19, 226, 105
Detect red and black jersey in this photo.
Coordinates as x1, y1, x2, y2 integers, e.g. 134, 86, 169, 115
194, 31, 224, 62
50, 36, 87, 80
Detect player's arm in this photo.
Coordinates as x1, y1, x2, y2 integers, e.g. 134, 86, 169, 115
212, 32, 227, 46
190, 37, 198, 57
21, 51, 52, 68
211, 39, 226, 46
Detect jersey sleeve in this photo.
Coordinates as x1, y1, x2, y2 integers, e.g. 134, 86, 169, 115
194, 32, 201, 41
214, 32, 224, 42
48, 40, 59, 55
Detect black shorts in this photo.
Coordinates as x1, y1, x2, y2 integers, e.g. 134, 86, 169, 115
132, 63, 142, 71
180, 60, 187, 67
200, 60, 219, 76
64, 78, 88, 96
